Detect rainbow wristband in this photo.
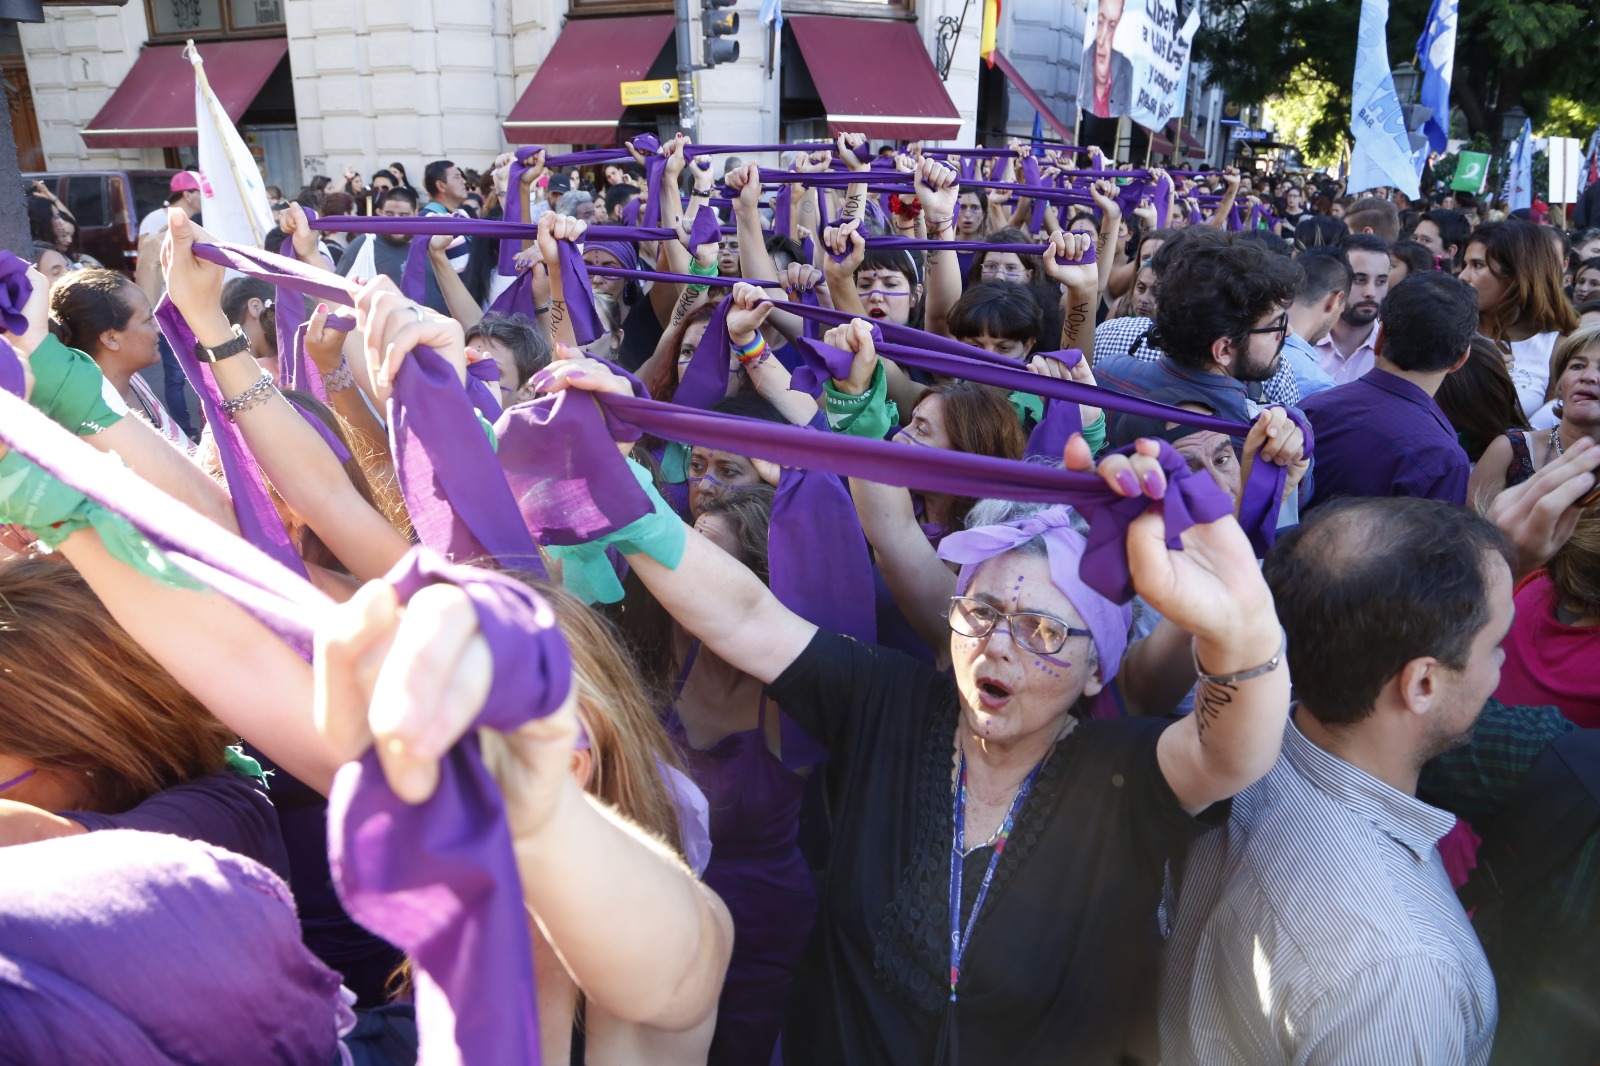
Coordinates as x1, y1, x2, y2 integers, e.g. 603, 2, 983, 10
733, 333, 768, 364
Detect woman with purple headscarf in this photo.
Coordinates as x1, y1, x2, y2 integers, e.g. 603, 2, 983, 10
537, 343, 1292, 1066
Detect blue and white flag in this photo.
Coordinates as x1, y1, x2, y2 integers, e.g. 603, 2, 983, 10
1507, 117, 1534, 211
760, 0, 782, 30
1415, 0, 1456, 155
1347, 0, 1420, 197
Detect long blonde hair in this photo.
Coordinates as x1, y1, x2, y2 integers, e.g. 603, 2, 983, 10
536, 578, 687, 859
0, 555, 235, 812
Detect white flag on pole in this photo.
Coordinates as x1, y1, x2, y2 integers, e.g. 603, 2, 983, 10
186, 40, 273, 248
1347, 0, 1420, 198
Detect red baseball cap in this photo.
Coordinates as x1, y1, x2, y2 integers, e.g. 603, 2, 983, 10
169, 171, 201, 193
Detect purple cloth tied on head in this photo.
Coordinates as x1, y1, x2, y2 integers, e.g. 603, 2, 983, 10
938, 506, 1132, 683
155, 296, 309, 582
494, 386, 653, 545
585, 239, 639, 273
329, 547, 574, 1066
0, 250, 33, 336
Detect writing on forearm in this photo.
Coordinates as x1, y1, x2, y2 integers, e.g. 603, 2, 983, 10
1061, 300, 1090, 349
1193, 676, 1236, 741
844, 192, 863, 219
550, 298, 567, 335
669, 284, 698, 328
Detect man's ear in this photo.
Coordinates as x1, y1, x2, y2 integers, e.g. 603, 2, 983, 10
1210, 335, 1236, 370
1395, 656, 1444, 717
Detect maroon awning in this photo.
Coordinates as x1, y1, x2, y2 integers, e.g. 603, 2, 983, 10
82, 39, 287, 150
503, 15, 675, 146
990, 51, 1073, 144
789, 16, 962, 142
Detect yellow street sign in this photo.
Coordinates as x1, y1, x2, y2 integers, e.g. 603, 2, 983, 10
621, 79, 679, 106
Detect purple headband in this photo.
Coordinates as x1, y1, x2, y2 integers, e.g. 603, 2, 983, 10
0, 253, 30, 336
938, 507, 1131, 684
583, 239, 639, 274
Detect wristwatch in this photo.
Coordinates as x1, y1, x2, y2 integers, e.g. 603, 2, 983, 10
194, 324, 251, 364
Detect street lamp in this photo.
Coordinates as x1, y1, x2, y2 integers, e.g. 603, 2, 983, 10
1501, 105, 1528, 145
1390, 61, 1420, 106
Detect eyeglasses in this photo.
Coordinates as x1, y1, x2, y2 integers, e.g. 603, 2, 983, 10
947, 596, 1090, 656
980, 263, 1027, 280
1246, 313, 1290, 337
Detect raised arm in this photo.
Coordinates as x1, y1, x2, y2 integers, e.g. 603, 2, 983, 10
1081, 436, 1290, 813
1041, 230, 1100, 362
427, 233, 485, 330
916, 159, 963, 341
165, 214, 410, 582
316, 580, 732, 1032
537, 362, 818, 682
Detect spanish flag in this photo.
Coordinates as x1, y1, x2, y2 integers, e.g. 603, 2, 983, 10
980, 0, 999, 66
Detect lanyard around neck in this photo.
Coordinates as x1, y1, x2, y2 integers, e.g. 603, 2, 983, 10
948, 746, 1046, 1002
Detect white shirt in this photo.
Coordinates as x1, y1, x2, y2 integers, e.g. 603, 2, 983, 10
1507, 331, 1560, 421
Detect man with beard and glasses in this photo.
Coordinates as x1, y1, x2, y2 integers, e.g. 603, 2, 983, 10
1161, 497, 1511, 1065
334, 186, 418, 285
1300, 272, 1477, 508
1315, 233, 1389, 384
1096, 233, 1303, 428
1094, 228, 1305, 409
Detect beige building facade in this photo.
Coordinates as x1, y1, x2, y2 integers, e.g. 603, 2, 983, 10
16, 0, 993, 187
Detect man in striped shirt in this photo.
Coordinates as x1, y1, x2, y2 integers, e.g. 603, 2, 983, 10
1161, 497, 1507, 1064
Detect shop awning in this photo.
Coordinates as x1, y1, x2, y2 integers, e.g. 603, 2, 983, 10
503, 15, 675, 146
82, 39, 287, 150
790, 16, 962, 142
1149, 121, 1206, 159
989, 51, 1073, 144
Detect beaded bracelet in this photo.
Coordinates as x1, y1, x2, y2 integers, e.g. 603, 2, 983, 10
321, 357, 355, 394
220, 374, 277, 422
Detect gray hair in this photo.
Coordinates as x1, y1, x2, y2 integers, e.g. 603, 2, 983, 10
464, 312, 550, 390
555, 190, 594, 217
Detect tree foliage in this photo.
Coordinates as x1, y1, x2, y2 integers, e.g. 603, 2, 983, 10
1194, 0, 1600, 158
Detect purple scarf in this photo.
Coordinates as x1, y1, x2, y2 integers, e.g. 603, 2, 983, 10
329, 548, 573, 1066
0, 336, 578, 1066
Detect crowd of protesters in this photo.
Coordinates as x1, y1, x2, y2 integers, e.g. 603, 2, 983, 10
1, 129, 1598, 1066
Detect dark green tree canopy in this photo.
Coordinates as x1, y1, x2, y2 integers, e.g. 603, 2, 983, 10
1194, 0, 1600, 158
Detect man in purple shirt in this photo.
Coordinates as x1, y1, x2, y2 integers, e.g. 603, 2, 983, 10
1301, 272, 1476, 508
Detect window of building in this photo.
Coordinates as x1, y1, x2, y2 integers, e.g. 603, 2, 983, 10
145, 0, 285, 41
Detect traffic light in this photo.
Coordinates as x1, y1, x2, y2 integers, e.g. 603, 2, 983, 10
703, 0, 739, 67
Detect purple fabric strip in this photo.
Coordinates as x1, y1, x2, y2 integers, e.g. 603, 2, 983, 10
588, 391, 1234, 603
1022, 155, 1047, 233
191, 242, 355, 308
489, 269, 537, 319
493, 388, 654, 545
772, 184, 791, 238
585, 265, 780, 289
555, 239, 605, 346
770, 462, 876, 644
285, 397, 352, 464
154, 297, 309, 580
1153, 172, 1174, 229
387, 342, 545, 573
275, 286, 307, 391
400, 233, 430, 304
0, 252, 31, 336
819, 231, 1097, 266
674, 295, 734, 410
634, 134, 666, 228
465, 357, 503, 424
328, 548, 574, 1066
321, 213, 720, 256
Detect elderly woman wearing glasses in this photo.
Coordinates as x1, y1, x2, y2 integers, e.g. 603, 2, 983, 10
538, 335, 1292, 1066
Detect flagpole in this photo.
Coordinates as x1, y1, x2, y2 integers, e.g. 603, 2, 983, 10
186, 40, 267, 248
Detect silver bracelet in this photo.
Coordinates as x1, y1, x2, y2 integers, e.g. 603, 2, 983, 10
220, 374, 277, 422
1191, 627, 1287, 686
321, 357, 355, 393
